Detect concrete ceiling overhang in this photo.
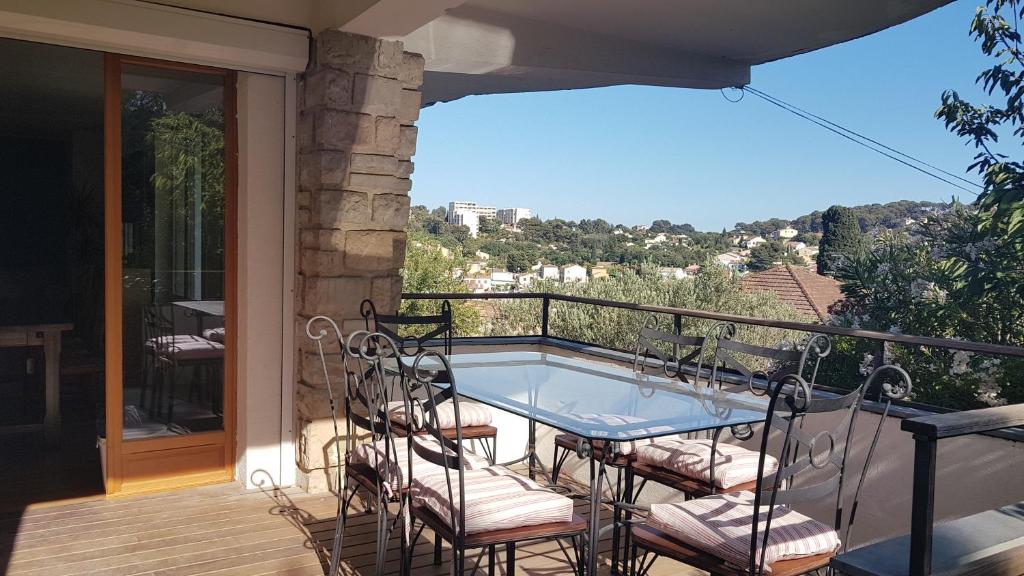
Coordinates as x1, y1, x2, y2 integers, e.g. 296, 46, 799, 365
338, 0, 953, 106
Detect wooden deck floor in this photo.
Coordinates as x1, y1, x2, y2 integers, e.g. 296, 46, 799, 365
0, 480, 694, 575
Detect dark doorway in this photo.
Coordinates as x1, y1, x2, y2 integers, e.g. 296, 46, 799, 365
0, 37, 106, 519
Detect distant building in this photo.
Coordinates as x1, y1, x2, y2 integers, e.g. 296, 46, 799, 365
771, 227, 799, 240
465, 275, 491, 293
497, 207, 532, 226
590, 265, 610, 280
490, 270, 515, 289
716, 252, 746, 271
448, 209, 480, 237
657, 267, 688, 280
448, 201, 497, 221
561, 264, 587, 283
745, 236, 767, 249
516, 272, 537, 287
741, 264, 844, 322
783, 241, 807, 252
540, 264, 560, 280
684, 264, 702, 275
632, 225, 649, 232
644, 233, 669, 247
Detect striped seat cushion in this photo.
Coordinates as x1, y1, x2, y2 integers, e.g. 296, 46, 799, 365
388, 400, 493, 430
412, 466, 575, 534
648, 491, 841, 572
351, 437, 489, 493
635, 438, 777, 489
565, 412, 677, 456
202, 327, 226, 343
160, 337, 225, 361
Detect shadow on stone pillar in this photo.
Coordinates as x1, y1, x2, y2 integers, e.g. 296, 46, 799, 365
294, 30, 423, 492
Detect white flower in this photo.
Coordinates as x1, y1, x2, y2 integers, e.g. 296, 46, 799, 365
949, 350, 972, 376
858, 353, 875, 376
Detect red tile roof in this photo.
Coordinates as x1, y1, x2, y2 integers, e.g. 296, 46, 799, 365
741, 264, 843, 322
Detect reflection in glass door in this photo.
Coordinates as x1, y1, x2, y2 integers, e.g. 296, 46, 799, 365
120, 64, 229, 440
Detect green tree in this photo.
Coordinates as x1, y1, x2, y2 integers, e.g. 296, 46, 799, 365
478, 217, 502, 236
748, 242, 786, 271
818, 205, 863, 276
936, 0, 1024, 299
505, 250, 532, 273
400, 231, 480, 336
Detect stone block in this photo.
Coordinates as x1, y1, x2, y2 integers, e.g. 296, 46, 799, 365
300, 249, 347, 276
309, 190, 370, 228
397, 125, 418, 160
299, 276, 371, 318
304, 68, 352, 109
399, 89, 421, 124
317, 31, 405, 80
298, 151, 349, 190
301, 229, 346, 251
396, 160, 414, 178
297, 112, 315, 153
374, 117, 400, 155
316, 110, 376, 152
351, 74, 401, 116
350, 154, 398, 176
371, 275, 403, 314
372, 193, 411, 229
344, 230, 406, 272
348, 173, 411, 195
295, 378, 333, 418
398, 52, 425, 89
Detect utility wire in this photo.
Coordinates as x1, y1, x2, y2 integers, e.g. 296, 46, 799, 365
737, 86, 982, 195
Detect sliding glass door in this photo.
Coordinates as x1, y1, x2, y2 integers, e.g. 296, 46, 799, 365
105, 55, 236, 494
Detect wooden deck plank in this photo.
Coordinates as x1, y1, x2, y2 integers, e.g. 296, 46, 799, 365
0, 476, 692, 576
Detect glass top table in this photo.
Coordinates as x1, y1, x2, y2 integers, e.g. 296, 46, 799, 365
441, 350, 769, 442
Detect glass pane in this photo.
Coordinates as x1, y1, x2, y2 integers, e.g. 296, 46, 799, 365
437, 351, 769, 441
121, 64, 226, 440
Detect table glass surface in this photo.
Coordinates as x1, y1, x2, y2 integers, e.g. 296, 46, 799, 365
438, 351, 769, 442
172, 300, 224, 316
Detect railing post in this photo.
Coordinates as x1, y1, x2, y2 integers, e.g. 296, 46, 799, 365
541, 295, 550, 338
909, 433, 937, 576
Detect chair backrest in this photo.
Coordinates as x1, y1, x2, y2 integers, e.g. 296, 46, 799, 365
362, 298, 453, 356
844, 364, 913, 551
304, 318, 403, 492
704, 322, 832, 392
402, 350, 472, 545
746, 371, 868, 575
632, 315, 706, 382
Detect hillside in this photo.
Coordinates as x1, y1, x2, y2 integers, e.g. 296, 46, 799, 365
734, 200, 949, 236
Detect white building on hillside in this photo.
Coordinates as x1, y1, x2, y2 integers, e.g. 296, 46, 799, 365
490, 270, 516, 289
497, 207, 532, 226
540, 264, 560, 280
465, 275, 491, 293
657, 267, 688, 280
717, 252, 746, 271
448, 201, 497, 221
561, 264, 587, 283
745, 236, 767, 249
772, 227, 799, 239
517, 272, 537, 288
448, 209, 480, 237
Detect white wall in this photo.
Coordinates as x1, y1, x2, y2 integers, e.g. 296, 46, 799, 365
236, 71, 295, 488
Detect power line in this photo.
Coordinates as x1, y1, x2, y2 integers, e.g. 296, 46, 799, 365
735, 86, 982, 195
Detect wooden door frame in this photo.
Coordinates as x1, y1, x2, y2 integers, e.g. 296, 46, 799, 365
103, 53, 238, 495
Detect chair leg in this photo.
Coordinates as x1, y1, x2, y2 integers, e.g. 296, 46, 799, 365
505, 542, 516, 576
433, 533, 443, 565
488, 545, 496, 576
455, 546, 466, 576
621, 468, 636, 575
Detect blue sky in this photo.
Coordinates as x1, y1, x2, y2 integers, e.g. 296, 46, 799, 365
412, 1, 1000, 231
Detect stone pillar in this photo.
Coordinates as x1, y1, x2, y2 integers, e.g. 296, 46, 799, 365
295, 30, 423, 491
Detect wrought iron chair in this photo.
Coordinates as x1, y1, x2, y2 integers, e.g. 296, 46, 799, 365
548, 316, 708, 571
404, 349, 588, 575
361, 298, 498, 465
306, 319, 409, 576
628, 367, 875, 576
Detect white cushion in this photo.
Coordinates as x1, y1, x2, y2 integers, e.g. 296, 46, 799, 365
635, 438, 777, 489
648, 492, 841, 572
202, 327, 225, 343
351, 437, 489, 493
388, 400, 492, 430
412, 466, 575, 534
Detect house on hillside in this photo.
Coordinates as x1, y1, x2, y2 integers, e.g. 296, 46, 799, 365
716, 252, 746, 271
590, 265, 610, 280
741, 264, 844, 322
772, 227, 799, 240
561, 264, 587, 283
516, 272, 537, 288
684, 264, 702, 275
540, 264, 560, 280
490, 270, 515, 289
657, 267, 688, 280
745, 236, 767, 248
465, 275, 492, 293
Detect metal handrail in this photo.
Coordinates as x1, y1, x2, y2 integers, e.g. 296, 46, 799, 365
402, 291, 1024, 358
